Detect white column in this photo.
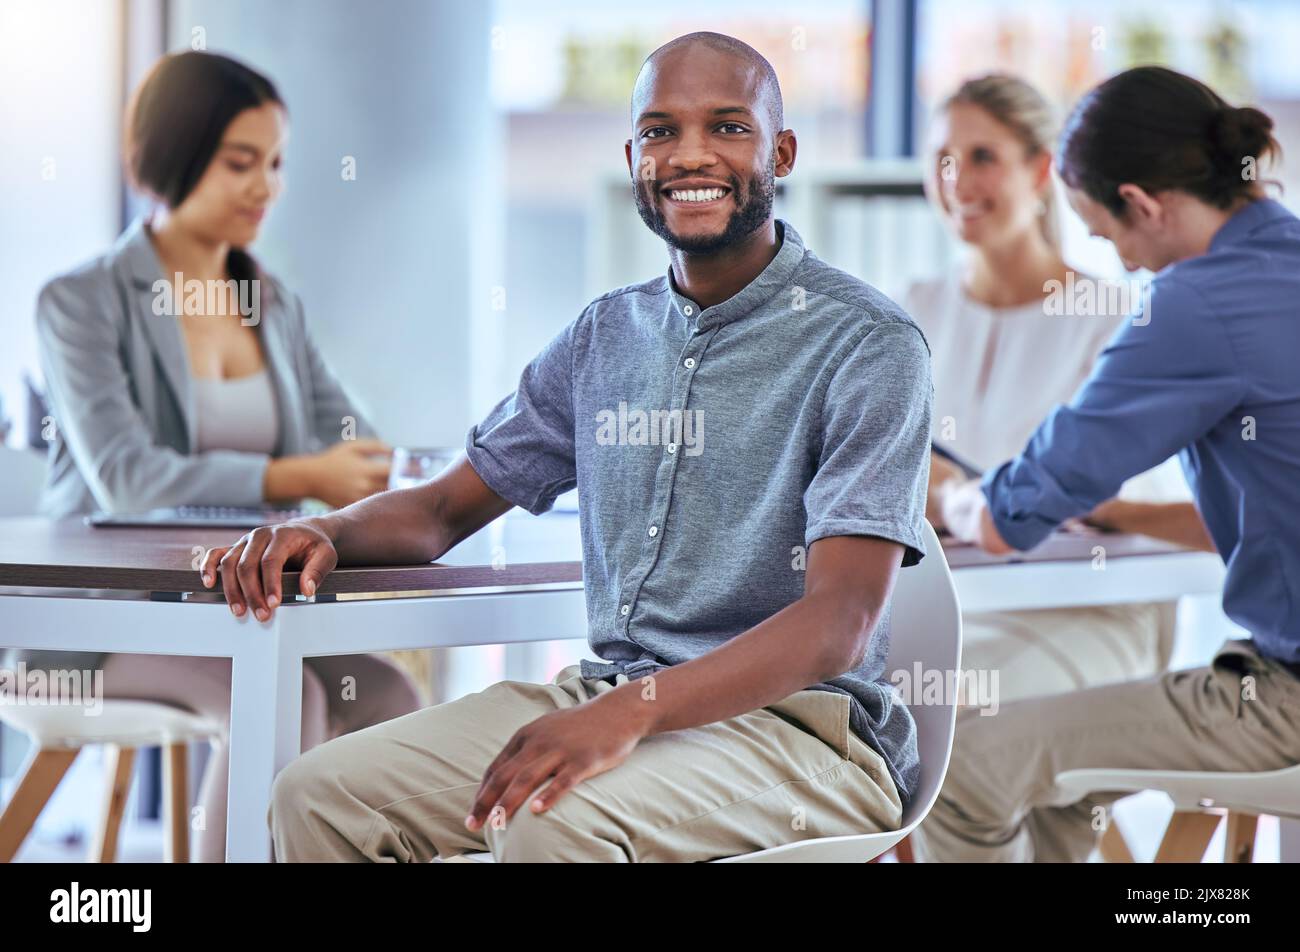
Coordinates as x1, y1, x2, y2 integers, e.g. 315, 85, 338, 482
167, 0, 501, 448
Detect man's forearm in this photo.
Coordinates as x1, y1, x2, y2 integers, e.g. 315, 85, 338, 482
1092, 500, 1215, 552
310, 483, 455, 565
596, 591, 873, 738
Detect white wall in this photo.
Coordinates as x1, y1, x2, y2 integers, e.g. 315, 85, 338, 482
167, 0, 504, 446
0, 0, 124, 445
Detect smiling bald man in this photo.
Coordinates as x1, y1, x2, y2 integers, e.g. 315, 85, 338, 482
219, 32, 934, 862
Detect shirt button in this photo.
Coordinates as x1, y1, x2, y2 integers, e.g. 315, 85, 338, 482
683, 305, 693, 316
620, 604, 630, 616
684, 357, 696, 369
648, 525, 659, 537
666, 443, 677, 454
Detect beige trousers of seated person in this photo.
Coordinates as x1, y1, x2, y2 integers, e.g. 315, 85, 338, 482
911, 638, 1300, 863
269, 663, 903, 862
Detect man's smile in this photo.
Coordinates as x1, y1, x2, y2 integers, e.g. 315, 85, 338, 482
660, 179, 733, 208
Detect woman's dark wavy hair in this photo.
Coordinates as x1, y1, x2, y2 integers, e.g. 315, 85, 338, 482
124, 50, 285, 284
1057, 66, 1281, 218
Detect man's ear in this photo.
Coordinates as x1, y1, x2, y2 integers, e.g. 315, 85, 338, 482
625, 139, 634, 177
774, 129, 797, 178
1116, 183, 1162, 225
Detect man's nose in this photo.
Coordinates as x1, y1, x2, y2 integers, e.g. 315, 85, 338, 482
668, 135, 718, 170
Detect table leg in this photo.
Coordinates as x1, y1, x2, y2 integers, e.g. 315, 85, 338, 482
1280, 818, 1300, 863
225, 614, 300, 862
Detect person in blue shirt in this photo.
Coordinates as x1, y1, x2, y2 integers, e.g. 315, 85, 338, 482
915, 66, 1300, 862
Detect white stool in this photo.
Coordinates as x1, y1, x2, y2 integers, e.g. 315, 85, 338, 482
0, 445, 223, 862
0, 701, 221, 862
1054, 762, 1300, 862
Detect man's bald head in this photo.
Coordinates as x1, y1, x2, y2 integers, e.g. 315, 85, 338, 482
632, 32, 784, 135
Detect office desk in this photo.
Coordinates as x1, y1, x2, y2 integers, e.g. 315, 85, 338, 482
0, 515, 1230, 861
0, 513, 584, 861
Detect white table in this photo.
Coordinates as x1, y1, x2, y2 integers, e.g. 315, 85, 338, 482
4, 514, 1257, 861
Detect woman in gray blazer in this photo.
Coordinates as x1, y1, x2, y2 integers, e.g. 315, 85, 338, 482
24, 50, 422, 861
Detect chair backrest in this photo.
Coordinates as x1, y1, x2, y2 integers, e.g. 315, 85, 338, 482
885, 520, 963, 828
0, 446, 47, 517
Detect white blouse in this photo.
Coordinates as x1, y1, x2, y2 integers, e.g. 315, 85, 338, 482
903, 272, 1189, 501
193, 369, 280, 456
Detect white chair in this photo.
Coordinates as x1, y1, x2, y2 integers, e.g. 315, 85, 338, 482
0, 444, 219, 862
442, 520, 963, 863
1054, 761, 1300, 863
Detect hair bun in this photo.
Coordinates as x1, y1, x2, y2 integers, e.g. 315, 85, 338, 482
1211, 105, 1275, 165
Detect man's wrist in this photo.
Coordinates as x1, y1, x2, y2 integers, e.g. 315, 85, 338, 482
598, 679, 661, 737
306, 511, 344, 546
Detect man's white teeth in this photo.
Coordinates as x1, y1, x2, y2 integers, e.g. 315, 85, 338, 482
669, 188, 726, 202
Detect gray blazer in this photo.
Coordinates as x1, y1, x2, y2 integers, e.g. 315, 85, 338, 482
37, 217, 376, 518
13, 218, 376, 672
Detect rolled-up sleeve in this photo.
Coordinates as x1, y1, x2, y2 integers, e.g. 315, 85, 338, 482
804, 320, 933, 566
984, 275, 1245, 550
465, 317, 579, 515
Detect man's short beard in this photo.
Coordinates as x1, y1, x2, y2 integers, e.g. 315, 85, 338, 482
633, 168, 776, 254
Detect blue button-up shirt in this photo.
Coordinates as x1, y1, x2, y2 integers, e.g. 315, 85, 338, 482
984, 198, 1300, 664
466, 221, 933, 799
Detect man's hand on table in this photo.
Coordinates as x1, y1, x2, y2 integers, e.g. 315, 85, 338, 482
199, 519, 339, 621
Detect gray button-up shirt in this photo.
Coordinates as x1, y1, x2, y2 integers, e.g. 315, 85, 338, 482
465, 221, 932, 799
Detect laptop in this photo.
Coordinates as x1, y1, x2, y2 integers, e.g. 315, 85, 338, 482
86, 503, 329, 529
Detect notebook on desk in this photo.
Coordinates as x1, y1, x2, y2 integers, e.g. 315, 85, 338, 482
86, 503, 330, 529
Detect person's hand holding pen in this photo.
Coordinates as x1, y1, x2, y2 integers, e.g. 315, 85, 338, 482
926, 451, 965, 529
928, 461, 1014, 556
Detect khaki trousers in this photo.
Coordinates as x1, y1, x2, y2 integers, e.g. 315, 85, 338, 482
269, 663, 902, 862
912, 639, 1300, 862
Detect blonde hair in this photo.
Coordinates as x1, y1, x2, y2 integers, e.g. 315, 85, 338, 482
939, 73, 1061, 250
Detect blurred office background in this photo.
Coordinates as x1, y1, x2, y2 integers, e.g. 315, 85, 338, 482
1, 0, 1296, 859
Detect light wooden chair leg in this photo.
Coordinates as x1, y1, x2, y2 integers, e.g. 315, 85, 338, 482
892, 834, 915, 863
1224, 811, 1259, 863
163, 743, 190, 863
1099, 821, 1136, 863
0, 747, 80, 862
91, 744, 136, 863
1153, 810, 1222, 863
